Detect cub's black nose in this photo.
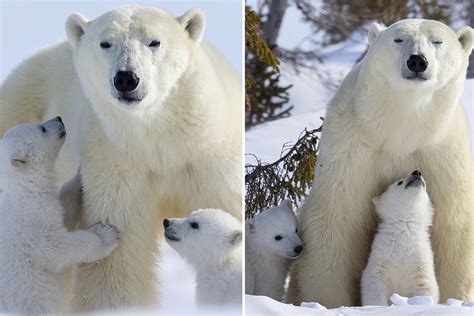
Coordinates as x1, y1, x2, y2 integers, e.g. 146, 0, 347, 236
407, 55, 428, 73
55, 116, 62, 123
163, 219, 170, 228
294, 245, 303, 254
412, 170, 422, 177
114, 71, 139, 92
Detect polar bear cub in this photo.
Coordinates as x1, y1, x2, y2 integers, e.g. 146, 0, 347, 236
164, 209, 242, 306
0, 118, 119, 314
245, 200, 303, 301
361, 170, 439, 306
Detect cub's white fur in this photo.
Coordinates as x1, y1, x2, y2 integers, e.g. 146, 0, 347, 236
245, 200, 303, 301
164, 209, 242, 306
361, 171, 439, 305
288, 19, 473, 307
0, 119, 118, 314
0, 5, 241, 310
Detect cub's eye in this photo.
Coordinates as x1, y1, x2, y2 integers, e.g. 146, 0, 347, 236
100, 41, 111, 49
397, 181, 403, 186
274, 235, 283, 241
295, 228, 298, 233
394, 38, 403, 43
40, 126, 46, 133
432, 40, 443, 45
149, 40, 160, 47
190, 222, 199, 229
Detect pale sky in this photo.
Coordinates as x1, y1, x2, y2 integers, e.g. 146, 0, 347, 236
0, 0, 242, 81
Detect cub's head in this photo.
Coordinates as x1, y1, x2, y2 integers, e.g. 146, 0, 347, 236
0, 117, 65, 180
66, 5, 205, 113
373, 170, 433, 223
367, 19, 473, 90
163, 209, 241, 265
247, 200, 303, 259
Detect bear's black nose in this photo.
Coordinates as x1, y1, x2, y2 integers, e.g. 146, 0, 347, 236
163, 219, 170, 228
114, 71, 139, 92
412, 170, 422, 177
294, 245, 303, 254
407, 55, 428, 73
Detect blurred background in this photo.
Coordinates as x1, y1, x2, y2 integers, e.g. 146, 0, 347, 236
245, 0, 473, 218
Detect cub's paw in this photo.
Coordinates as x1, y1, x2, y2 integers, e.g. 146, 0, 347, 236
87, 223, 119, 259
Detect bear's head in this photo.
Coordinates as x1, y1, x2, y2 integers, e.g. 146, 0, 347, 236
66, 5, 205, 113
0, 117, 66, 183
163, 209, 242, 266
247, 200, 303, 259
373, 170, 433, 224
366, 19, 473, 91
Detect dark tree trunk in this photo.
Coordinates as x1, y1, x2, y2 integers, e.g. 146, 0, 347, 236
262, 0, 288, 45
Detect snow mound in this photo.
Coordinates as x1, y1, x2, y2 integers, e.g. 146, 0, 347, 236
245, 294, 474, 315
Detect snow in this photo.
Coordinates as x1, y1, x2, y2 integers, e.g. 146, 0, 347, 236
245, 295, 474, 315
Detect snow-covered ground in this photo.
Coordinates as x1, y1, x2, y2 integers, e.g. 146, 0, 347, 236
245, 295, 474, 315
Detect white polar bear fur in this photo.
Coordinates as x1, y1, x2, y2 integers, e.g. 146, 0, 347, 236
0, 5, 242, 310
361, 172, 439, 306
288, 19, 473, 307
164, 209, 242, 306
245, 200, 303, 301
0, 119, 118, 314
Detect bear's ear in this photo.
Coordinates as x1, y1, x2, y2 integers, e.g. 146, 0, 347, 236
368, 22, 386, 45
178, 8, 206, 43
456, 26, 473, 54
228, 230, 242, 245
66, 13, 89, 50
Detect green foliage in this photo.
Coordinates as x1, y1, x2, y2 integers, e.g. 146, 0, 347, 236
245, 6, 293, 128
245, 124, 322, 219
245, 57, 293, 127
245, 6, 279, 71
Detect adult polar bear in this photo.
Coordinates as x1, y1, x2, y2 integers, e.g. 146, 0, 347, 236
0, 5, 241, 311
287, 19, 473, 307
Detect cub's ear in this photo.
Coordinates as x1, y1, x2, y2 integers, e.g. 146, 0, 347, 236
368, 22, 386, 45
456, 26, 473, 54
66, 13, 89, 50
10, 147, 30, 169
229, 230, 242, 245
178, 8, 206, 42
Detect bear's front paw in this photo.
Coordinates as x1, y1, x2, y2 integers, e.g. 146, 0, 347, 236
87, 223, 119, 259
